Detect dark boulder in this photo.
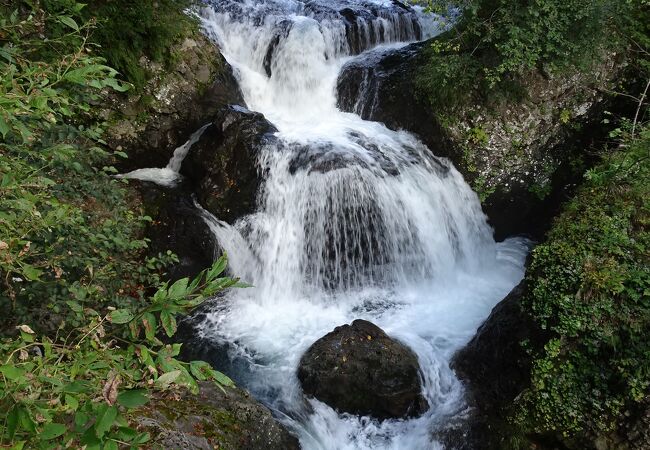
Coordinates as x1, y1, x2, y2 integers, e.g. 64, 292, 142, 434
448, 281, 549, 448
452, 281, 547, 412
337, 42, 448, 155
136, 381, 300, 450
297, 319, 428, 420
181, 106, 278, 223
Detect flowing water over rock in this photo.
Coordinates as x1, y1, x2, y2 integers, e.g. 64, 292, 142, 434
176, 1, 529, 448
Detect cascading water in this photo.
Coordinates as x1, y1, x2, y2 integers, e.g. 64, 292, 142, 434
182, 1, 529, 448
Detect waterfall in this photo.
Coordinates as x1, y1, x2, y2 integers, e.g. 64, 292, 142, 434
184, 1, 529, 448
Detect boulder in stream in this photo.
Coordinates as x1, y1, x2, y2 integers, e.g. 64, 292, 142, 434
297, 319, 428, 420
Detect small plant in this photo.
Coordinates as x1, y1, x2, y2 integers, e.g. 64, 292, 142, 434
559, 109, 572, 124
468, 126, 489, 146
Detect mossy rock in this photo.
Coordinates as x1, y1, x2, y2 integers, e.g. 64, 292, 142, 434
135, 382, 299, 450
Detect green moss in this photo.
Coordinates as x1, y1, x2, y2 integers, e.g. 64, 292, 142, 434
82, 0, 198, 91
513, 127, 650, 441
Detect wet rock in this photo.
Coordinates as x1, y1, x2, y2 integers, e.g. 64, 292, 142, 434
337, 42, 622, 240
101, 33, 244, 171
135, 180, 217, 282
181, 106, 278, 223
452, 282, 546, 413
337, 42, 444, 150
287, 139, 400, 176
297, 319, 428, 419
136, 382, 299, 450
262, 21, 292, 77
448, 281, 549, 448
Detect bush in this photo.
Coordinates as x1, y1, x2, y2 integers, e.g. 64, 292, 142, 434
416, 0, 646, 108
514, 126, 650, 439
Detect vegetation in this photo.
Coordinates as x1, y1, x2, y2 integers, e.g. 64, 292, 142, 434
416, 0, 650, 445
79, 0, 196, 90
417, 0, 648, 108
0, 2, 241, 448
514, 124, 649, 443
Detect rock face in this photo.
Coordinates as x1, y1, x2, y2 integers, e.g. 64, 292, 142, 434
297, 319, 428, 419
452, 282, 547, 412
136, 381, 299, 450
337, 42, 621, 240
181, 106, 278, 223
136, 181, 217, 282
101, 33, 244, 171
448, 282, 548, 449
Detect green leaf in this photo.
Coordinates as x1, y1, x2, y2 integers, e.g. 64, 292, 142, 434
156, 370, 181, 389
133, 432, 151, 444
190, 360, 212, 381
65, 394, 79, 411
94, 405, 118, 438
7, 406, 18, 439
0, 365, 25, 381
0, 113, 10, 138
74, 411, 89, 428
168, 277, 189, 299
211, 370, 234, 387
108, 309, 134, 324
104, 77, 130, 92
160, 310, 177, 337
116, 390, 149, 409
40, 423, 66, 440
59, 16, 79, 31
207, 256, 228, 281
19, 330, 34, 343
17, 407, 35, 432
142, 312, 157, 342
66, 300, 83, 313
21, 264, 43, 281
64, 381, 90, 393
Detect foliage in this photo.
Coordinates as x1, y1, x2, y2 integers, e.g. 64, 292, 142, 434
78, 0, 196, 90
416, 0, 648, 108
1, 4, 243, 448
0, 256, 242, 449
0, 0, 174, 331
514, 126, 650, 439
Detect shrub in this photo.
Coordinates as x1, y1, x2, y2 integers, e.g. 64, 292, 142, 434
416, 0, 646, 108
514, 126, 650, 439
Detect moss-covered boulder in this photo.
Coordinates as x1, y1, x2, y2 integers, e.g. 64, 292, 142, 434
135, 382, 299, 450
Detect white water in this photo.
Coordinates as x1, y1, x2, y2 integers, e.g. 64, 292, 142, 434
118, 123, 211, 186
185, 1, 528, 448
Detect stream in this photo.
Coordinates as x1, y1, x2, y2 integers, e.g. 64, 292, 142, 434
127, 1, 529, 448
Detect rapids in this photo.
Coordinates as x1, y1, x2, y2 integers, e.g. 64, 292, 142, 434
149, 1, 530, 448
